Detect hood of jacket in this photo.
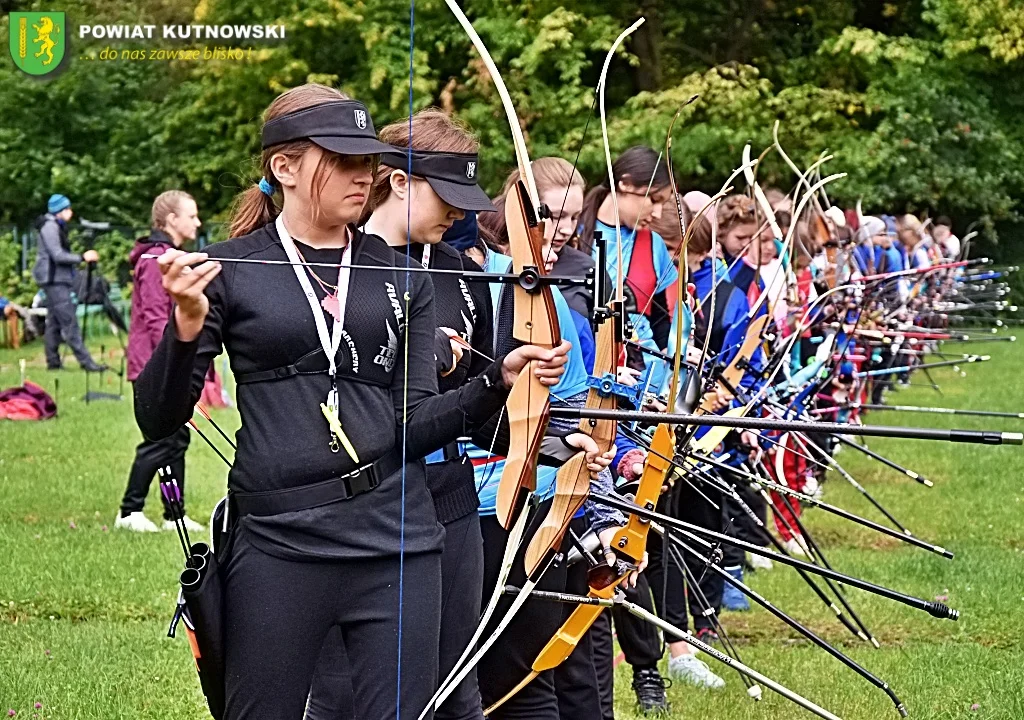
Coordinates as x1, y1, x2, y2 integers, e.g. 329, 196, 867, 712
129, 229, 174, 268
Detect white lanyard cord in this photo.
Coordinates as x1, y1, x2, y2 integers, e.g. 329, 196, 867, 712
275, 215, 352, 378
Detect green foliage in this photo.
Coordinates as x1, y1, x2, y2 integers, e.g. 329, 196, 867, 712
820, 29, 1024, 217
0, 0, 1022, 240
924, 0, 1024, 62
0, 233, 35, 306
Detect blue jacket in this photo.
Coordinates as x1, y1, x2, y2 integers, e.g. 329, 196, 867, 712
469, 252, 590, 515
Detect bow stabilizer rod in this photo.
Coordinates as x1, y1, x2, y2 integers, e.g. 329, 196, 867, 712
549, 407, 1024, 445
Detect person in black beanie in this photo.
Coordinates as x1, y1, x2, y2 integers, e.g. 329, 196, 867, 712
32, 194, 105, 371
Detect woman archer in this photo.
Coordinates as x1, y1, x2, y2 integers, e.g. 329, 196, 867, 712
134, 84, 574, 720
577, 146, 678, 388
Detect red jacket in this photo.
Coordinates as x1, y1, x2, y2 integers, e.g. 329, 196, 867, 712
126, 231, 175, 381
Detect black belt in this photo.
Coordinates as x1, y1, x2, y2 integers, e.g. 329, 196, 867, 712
230, 451, 402, 517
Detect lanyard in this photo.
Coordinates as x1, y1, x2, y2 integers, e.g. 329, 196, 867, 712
421, 242, 432, 270
275, 215, 352, 379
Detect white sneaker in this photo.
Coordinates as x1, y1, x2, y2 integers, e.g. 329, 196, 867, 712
749, 553, 773, 571
162, 515, 206, 533
782, 538, 807, 557
114, 512, 160, 533
668, 654, 725, 689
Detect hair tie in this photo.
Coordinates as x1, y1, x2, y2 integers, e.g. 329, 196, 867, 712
258, 177, 274, 197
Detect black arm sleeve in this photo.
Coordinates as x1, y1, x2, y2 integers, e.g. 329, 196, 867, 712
396, 274, 509, 460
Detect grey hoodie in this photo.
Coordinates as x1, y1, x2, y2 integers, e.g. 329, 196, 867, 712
32, 213, 82, 286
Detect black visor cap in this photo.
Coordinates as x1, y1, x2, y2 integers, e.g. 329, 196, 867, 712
261, 100, 393, 156
380, 149, 495, 213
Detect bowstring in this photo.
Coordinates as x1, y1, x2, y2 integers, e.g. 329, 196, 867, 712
397, 0, 415, 712
543, 91, 599, 271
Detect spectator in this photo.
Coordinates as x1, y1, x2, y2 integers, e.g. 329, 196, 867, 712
115, 190, 205, 534
932, 216, 961, 259
31, 194, 105, 371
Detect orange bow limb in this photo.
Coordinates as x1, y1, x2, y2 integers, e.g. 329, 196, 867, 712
482, 582, 619, 716
610, 422, 674, 563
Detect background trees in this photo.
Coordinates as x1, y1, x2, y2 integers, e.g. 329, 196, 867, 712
0, 0, 1021, 236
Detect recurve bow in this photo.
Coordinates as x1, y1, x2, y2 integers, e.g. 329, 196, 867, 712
419, 5, 561, 716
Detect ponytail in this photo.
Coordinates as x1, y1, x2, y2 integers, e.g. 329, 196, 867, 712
577, 184, 610, 254
228, 184, 280, 239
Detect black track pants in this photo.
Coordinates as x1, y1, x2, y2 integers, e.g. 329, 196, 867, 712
477, 505, 567, 720
306, 512, 485, 720
222, 528, 441, 720
120, 424, 190, 520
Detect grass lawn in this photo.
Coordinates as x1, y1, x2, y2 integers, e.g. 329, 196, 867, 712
1, 335, 1023, 719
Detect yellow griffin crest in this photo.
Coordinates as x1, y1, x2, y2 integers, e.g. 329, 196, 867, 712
32, 17, 61, 66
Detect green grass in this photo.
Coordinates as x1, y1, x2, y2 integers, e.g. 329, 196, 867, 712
2, 336, 1023, 718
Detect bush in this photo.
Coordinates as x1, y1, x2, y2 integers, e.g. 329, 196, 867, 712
0, 233, 36, 306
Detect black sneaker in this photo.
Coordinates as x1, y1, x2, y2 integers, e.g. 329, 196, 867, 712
81, 361, 108, 373
632, 667, 670, 715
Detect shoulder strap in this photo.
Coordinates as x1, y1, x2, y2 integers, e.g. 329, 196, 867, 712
234, 347, 328, 385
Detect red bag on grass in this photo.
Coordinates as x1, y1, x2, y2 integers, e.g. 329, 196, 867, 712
0, 381, 57, 420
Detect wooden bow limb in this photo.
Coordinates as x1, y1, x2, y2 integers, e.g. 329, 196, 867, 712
440, 0, 557, 532
772, 126, 843, 287
486, 22, 647, 709
743, 142, 801, 309
485, 423, 674, 716
422, 7, 564, 717
748, 173, 846, 319
523, 320, 618, 576
663, 99, 699, 408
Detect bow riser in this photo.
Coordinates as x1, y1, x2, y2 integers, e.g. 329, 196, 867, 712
612, 422, 673, 561
507, 182, 560, 346
496, 181, 561, 530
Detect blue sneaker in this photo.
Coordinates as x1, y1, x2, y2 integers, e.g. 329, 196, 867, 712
722, 565, 751, 611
